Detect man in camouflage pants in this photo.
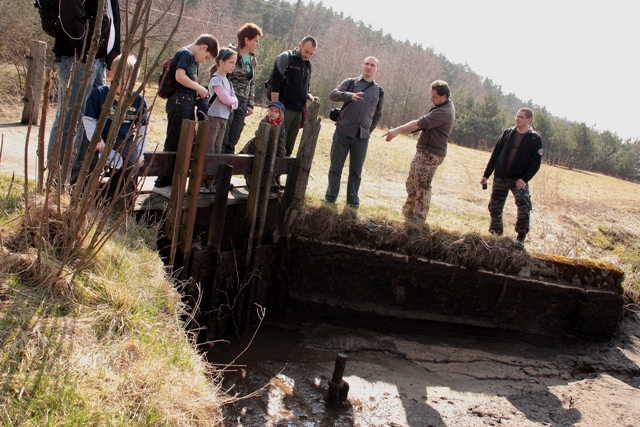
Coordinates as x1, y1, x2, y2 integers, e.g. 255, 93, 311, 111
382, 80, 455, 222
480, 108, 543, 249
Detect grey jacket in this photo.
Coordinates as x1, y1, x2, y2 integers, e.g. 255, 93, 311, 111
330, 77, 384, 139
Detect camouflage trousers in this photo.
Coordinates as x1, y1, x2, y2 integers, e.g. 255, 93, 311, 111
402, 150, 444, 221
488, 177, 532, 235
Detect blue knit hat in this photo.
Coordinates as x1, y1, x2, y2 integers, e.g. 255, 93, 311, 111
268, 101, 285, 112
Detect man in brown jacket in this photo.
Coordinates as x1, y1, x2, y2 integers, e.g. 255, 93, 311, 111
382, 80, 455, 222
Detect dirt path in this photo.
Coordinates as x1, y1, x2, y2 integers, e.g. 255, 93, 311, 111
0, 122, 41, 179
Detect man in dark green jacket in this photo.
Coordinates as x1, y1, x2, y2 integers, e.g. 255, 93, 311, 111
480, 107, 543, 249
269, 36, 320, 156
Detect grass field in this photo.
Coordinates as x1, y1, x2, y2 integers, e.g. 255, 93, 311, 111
234, 104, 640, 302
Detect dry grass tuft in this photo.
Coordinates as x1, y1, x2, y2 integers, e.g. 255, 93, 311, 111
0, 194, 225, 425
288, 205, 529, 275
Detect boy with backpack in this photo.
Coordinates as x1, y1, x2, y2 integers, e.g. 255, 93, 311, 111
153, 34, 219, 194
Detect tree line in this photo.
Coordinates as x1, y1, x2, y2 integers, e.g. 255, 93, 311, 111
3, 0, 638, 179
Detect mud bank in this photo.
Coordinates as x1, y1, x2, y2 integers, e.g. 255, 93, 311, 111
209, 313, 640, 426
272, 238, 624, 344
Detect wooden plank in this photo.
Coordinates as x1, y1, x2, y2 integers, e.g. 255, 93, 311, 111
255, 124, 280, 243
244, 122, 270, 253
143, 153, 293, 177
165, 119, 196, 270
180, 120, 209, 277
206, 163, 233, 249
291, 101, 321, 208
21, 40, 47, 125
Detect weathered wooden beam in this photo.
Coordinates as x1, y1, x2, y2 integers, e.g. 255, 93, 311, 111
206, 164, 233, 249
165, 119, 195, 271
180, 120, 209, 278
142, 152, 293, 177
291, 101, 321, 208
21, 40, 47, 125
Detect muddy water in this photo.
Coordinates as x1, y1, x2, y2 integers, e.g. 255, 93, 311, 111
206, 315, 640, 427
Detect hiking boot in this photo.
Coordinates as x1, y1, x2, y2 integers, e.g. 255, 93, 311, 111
516, 233, 526, 249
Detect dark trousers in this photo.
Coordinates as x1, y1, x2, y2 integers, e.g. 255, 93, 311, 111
221, 100, 248, 154
488, 176, 532, 235
325, 130, 369, 207
283, 109, 303, 156
155, 91, 195, 187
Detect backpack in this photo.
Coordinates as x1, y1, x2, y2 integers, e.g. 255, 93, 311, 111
265, 50, 307, 99
158, 56, 176, 99
34, 0, 60, 38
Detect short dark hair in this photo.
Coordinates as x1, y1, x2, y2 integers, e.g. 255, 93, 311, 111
519, 108, 534, 119
431, 80, 451, 98
237, 23, 263, 48
194, 34, 219, 56
300, 36, 317, 48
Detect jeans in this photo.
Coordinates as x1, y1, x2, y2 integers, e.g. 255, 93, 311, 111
155, 90, 196, 187
221, 101, 248, 154
325, 130, 369, 208
47, 56, 106, 164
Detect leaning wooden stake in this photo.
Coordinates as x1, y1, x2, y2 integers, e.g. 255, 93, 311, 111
165, 119, 196, 272
37, 68, 51, 194
21, 40, 47, 125
291, 101, 321, 208
180, 120, 209, 278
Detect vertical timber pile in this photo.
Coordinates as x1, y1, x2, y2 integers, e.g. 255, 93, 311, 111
238, 122, 280, 330
21, 40, 47, 125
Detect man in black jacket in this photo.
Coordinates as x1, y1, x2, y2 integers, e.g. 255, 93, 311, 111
47, 0, 121, 167
269, 36, 320, 156
480, 108, 543, 248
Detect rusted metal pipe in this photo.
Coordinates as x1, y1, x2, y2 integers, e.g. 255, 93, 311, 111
326, 353, 349, 406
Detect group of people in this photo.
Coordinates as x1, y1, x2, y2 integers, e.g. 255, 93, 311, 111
46, 2, 543, 249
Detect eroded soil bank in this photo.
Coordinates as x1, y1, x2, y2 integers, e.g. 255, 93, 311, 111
209, 312, 640, 427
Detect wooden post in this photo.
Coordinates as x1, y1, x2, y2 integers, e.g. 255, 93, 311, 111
206, 163, 233, 249
244, 122, 270, 258
255, 124, 280, 242
37, 68, 51, 194
180, 120, 209, 278
291, 101, 321, 208
165, 119, 196, 271
21, 40, 47, 125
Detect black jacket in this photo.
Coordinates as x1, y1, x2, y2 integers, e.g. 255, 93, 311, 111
54, 0, 121, 68
483, 127, 543, 183
269, 49, 311, 112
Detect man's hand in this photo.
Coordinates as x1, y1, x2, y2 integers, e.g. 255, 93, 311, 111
246, 106, 254, 117
381, 128, 399, 142
308, 94, 320, 102
515, 179, 526, 190
351, 92, 364, 102
480, 177, 488, 186
137, 157, 144, 168
96, 140, 105, 153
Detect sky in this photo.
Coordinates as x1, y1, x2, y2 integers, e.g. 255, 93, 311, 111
285, 0, 639, 140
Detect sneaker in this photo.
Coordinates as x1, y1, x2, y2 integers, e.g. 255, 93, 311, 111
516, 233, 526, 249
152, 186, 172, 199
